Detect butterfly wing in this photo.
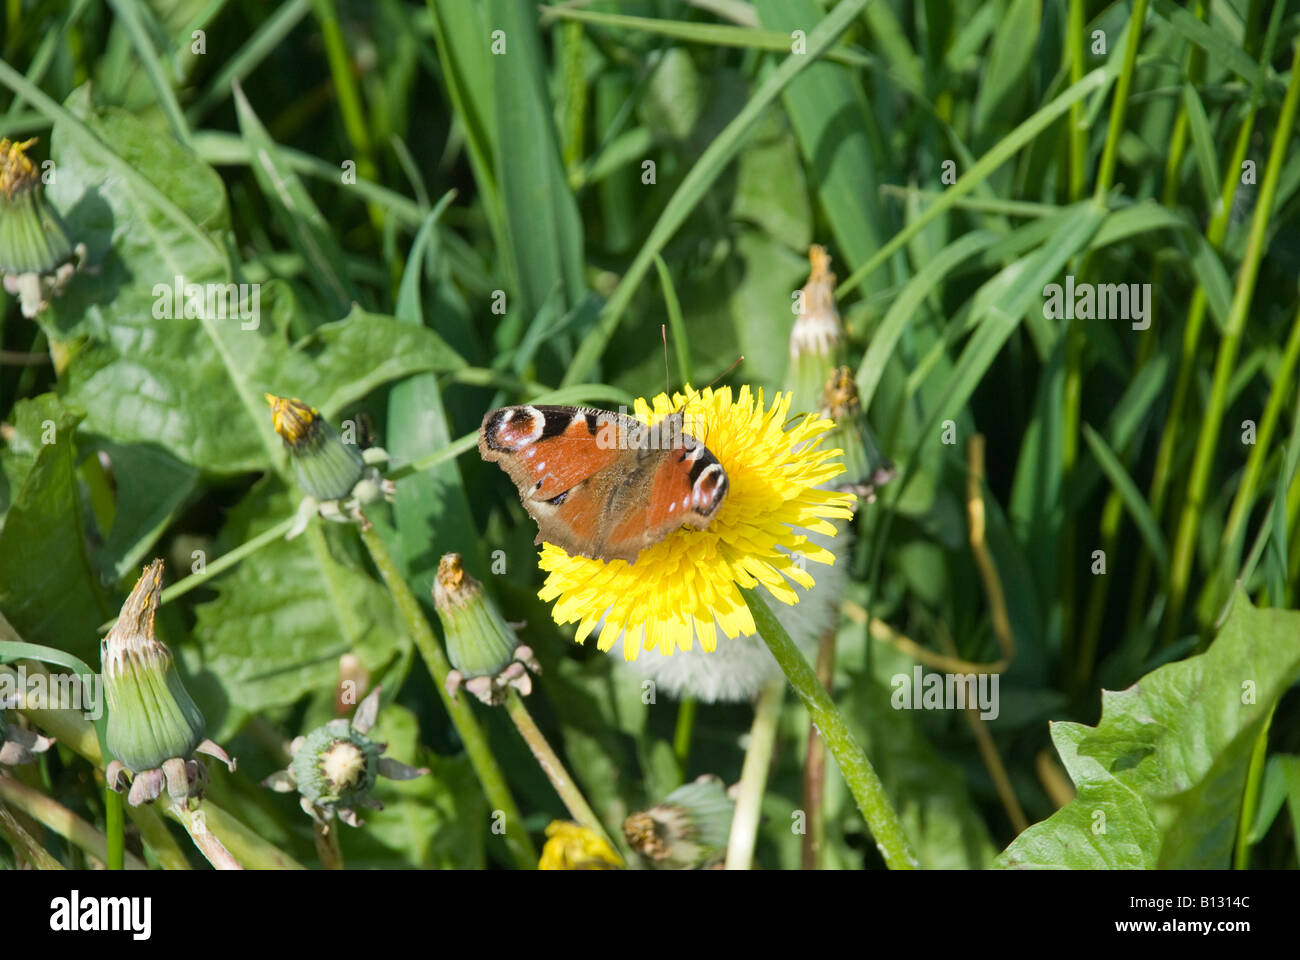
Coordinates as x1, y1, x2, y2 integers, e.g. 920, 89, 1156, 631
479, 405, 728, 563
480, 405, 619, 497
603, 430, 728, 556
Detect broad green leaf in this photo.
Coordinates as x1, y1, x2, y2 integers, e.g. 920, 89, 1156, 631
0, 395, 108, 662
92, 440, 199, 580
42, 90, 463, 474
191, 485, 407, 731
998, 593, 1300, 868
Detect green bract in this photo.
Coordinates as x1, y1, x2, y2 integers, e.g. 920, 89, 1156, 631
100, 560, 235, 808
433, 553, 541, 705
102, 563, 205, 773
434, 554, 520, 679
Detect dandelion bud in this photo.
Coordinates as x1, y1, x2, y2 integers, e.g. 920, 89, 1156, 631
624, 774, 734, 869
0, 137, 84, 317
101, 560, 234, 806
265, 394, 364, 501
788, 244, 843, 414
822, 366, 896, 501
433, 553, 540, 705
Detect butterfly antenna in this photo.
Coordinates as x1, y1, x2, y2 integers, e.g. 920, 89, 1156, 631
661, 324, 672, 398
705, 355, 744, 390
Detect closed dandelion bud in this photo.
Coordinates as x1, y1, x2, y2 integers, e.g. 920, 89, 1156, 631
538, 820, 623, 870
788, 244, 843, 414
624, 774, 734, 869
265, 394, 364, 501
0, 137, 82, 318
262, 686, 427, 827
822, 366, 895, 501
102, 560, 234, 806
433, 553, 540, 705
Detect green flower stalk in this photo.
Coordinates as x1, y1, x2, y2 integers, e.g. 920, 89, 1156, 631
0, 708, 54, 766
262, 685, 428, 828
623, 775, 735, 869
265, 394, 394, 537
0, 137, 85, 317
102, 560, 234, 807
433, 553, 541, 705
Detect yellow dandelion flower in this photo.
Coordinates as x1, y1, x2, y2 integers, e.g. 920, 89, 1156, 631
538, 385, 855, 660
538, 821, 623, 870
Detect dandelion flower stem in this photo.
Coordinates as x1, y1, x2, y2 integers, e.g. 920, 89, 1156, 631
801, 629, 837, 870
504, 689, 618, 854
105, 786, 124, 870
744, 588, 917, 869
168, 802, 242, 870
357, 520, 538, 868
724, 678, 783, 870
314, 820, 344, 870
672, 696, 697, 775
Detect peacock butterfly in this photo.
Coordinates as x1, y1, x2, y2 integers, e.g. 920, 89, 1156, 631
478, 403, 728, 564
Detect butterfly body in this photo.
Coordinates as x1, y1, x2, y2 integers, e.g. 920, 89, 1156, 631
479, 404, 728, 563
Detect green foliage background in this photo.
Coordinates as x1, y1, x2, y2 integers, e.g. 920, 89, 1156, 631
1, 0, 1299, 869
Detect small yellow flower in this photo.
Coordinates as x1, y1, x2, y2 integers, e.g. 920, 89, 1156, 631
538, 821, 623, 870
539, 385, 854, 659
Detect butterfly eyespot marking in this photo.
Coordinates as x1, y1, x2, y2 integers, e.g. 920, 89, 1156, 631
547, 489, 570, 506
484, 405, 544, 451
690, 463, 727, 515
